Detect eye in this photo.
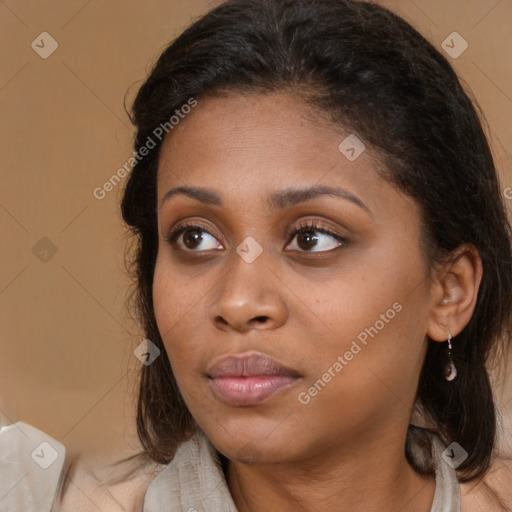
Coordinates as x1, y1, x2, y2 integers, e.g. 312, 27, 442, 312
165, 221, 224, 252
285, 221, 349, 253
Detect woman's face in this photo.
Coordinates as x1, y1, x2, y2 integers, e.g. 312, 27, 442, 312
153, 92, 435, 465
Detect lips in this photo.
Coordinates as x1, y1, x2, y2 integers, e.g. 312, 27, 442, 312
207, 352, 301, 406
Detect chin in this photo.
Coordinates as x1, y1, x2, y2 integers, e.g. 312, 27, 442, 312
201, 419, 305, 466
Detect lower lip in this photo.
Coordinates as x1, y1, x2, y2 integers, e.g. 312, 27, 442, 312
209, 375, 298, 406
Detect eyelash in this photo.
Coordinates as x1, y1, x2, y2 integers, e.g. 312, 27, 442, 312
285, 220, 349, 251
164, 219, 349, 253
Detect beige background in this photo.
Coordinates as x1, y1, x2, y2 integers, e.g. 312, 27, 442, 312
1, 0, 511, 466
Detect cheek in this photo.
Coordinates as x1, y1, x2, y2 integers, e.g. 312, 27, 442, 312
152, 253, 204, 366
295, 303, 427, 438
153, 246, 213, 329
153, 259, 178, 336
294, 243, 425, 347
294, 244, 430, 398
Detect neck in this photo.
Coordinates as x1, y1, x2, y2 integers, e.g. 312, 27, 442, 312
225, 431, 435, 512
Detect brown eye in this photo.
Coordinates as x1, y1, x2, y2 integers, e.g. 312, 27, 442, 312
286, 223, 349, 253
296, 230, 320, 251
166, 224, 224, 252
182, 229, 204, 249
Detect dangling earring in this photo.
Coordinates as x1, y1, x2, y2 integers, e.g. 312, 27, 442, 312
444, 330, 457, 381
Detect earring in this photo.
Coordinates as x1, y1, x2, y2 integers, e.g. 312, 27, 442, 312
444, 330, 457, 381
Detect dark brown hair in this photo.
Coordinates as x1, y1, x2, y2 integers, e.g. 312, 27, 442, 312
121, 0, 512, 481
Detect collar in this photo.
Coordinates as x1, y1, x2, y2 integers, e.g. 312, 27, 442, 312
143, 429, 460, 512
143, 430, 237, 512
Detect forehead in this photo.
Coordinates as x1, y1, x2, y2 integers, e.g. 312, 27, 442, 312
154, 92, 422, 228
160, 93, 340, 159
157, 92, 379, 195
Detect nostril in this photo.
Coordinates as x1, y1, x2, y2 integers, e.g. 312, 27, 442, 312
215, 316, 228, 325
253, 316, 268, 323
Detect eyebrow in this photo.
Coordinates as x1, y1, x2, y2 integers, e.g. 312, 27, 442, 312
160, 184, 370, 214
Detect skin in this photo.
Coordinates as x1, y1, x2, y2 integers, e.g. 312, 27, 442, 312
152, 92, 482, 512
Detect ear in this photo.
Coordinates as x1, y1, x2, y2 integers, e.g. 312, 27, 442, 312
427, 244, 483, 342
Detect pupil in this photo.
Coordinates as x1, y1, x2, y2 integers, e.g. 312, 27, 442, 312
298, 230, 318, 250
184, 229, 202, 248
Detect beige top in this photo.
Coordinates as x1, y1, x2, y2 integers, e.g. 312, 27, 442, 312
0, 422, 460, 511
0, 422, 66, 512
142, 429, 460, 512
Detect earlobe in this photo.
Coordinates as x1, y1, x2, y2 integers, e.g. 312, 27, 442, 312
426, 245, 483, 342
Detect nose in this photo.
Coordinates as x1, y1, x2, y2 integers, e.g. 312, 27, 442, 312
209, 250, 288, 333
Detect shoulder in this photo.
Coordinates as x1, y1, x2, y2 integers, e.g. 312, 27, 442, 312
0, 420, 165, 512
58, 431, 221, 512
0, 422, 66, 512
459, 457, 512, 512
56, 455, 163, 512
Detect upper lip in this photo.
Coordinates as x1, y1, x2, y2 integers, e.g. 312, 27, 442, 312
207, 352, 301, 379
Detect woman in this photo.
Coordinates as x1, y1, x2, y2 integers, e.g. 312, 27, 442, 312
118, 0, 512, 510
3, 0, 511, 510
